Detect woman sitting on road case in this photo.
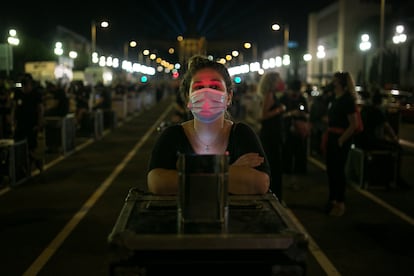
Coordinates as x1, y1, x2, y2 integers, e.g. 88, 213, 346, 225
147, 55, 270, 195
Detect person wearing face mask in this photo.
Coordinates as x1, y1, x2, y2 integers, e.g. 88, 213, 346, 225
147, 55, 270, 195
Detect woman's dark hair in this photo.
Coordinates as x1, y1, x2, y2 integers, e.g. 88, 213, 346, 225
333, 71, 357, 100
334, 71, 348, 88
179, 55, 233, 101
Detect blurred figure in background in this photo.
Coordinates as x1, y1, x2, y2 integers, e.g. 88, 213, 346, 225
92, 82, 112, 111
280, 80, 310, 184
0, 79, 13, 139
12, 74, 44, 171
71, 81, 91, 129
309, 84, 334, 157
44, 81, 69, 117
170, 81, 192, 124
356, 90, 411, 190
324, 71, 359, 217
241, 83, 262, 134
357, 90, 399, 149
258, 71, 286, 203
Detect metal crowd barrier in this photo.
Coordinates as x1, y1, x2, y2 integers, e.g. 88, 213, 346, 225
0, 139, 31, 187
44, 114, 76, 156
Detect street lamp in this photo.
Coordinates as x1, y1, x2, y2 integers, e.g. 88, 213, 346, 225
5, 29, 20, 76
316, 45, 326, 85
90, 20, 109, 63
272, 23, 290, 80
359, 34, 372, 87
54, 42, 64, 56
392, 25, 407, 86
69, 51, 78, 59
7, 29, 20, 46
243, 42, 258, 63
123, 40, 137, 61
271, 23, 289, 56
392, 25, 407, 44
303, 53, 312, 62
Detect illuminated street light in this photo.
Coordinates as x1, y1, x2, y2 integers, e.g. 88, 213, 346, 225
282, 54, 290, 66
271, 23, 289, 55
69, 51, 78, 59
7, 29, 20, 46
5, 29, 20, 76
124, 40, 137, 61
91, 20, 109, 63
392, 25, 407, 87
359, 34, 372, 87
54, 42, 64, 56
316, 45, 326, 59
359, 34, 372, 51
392, 25, 407, 44
316, 45, 326, 85
243, 42, 257, 63
303, 53, 312, 62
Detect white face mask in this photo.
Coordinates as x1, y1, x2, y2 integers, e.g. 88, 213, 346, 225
187, 88, 228, 123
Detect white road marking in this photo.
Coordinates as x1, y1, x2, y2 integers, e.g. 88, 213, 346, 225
22, 106, 172, 276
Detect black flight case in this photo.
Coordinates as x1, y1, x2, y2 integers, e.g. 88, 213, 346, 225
108, 188, 309, 276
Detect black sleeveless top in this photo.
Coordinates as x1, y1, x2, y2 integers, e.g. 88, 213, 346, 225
147, 122, 270, 175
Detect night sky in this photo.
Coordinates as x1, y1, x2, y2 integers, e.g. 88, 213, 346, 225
1, 0, 410, 63
2, 1, 333, 53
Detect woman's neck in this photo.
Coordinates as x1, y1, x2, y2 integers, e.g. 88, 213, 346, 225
193, 118, 224, 134
335, 89, 345, 98
191, 118, 229, 154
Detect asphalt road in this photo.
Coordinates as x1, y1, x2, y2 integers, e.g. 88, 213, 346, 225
0, 96, 413, 276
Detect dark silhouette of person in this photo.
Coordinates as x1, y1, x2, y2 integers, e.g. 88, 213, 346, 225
280, 79, 310, 176
44, 81, 69, 117
325, 71, 359, 216
309, 84, 334, 157
12, 74, 44, 171
356, 90, 410, 189
258, 71, 286, 203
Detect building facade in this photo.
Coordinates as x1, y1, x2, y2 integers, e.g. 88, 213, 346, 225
307, 0, 413, 90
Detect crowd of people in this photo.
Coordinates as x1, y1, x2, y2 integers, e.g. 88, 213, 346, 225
2, 55, 409, 217
0, 72, 168, 187
152, 54, 410, 218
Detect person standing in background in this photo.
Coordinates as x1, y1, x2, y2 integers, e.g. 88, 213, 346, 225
241, 83, 263, 134
0, 79, 13, 139
325, 71, 359, 216
12, 74, 45, 171
258, 71, 286, 203
356, 90, 410, 190
280, 79, 310, 183
309, 84, 334, 157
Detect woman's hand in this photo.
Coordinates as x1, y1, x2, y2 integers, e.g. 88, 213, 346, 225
232, 152, 264, 168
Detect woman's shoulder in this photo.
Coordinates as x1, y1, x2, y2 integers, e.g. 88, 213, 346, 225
160, 123, 185, 137
343, 92, 356, 102
232, 121, 256, 134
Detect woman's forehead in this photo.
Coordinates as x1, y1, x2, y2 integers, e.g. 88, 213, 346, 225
192, 68, 224, 82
